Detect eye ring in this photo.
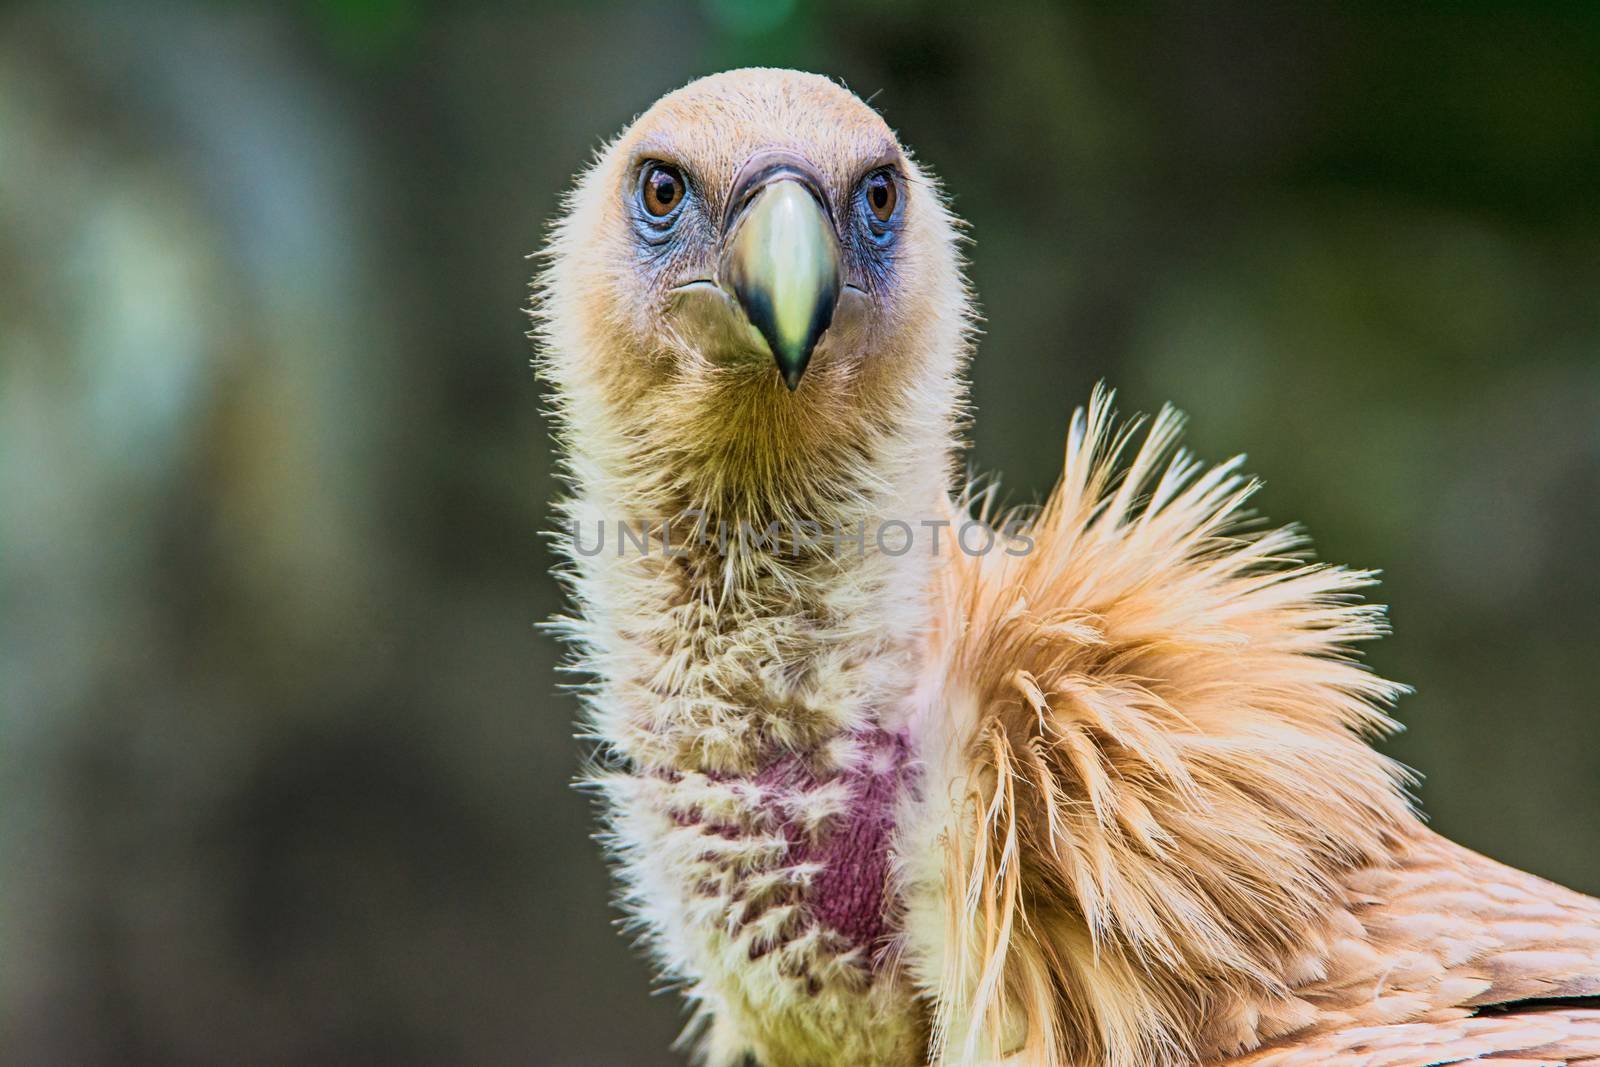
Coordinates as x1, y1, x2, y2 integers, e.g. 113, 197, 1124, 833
639, 162, 686, 219
857, 168, 901, 247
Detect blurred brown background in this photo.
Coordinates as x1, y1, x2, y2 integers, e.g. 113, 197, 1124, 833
2, 3, 1597, 1065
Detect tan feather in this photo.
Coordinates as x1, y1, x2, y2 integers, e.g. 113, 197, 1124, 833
914, 388, 1600, 1067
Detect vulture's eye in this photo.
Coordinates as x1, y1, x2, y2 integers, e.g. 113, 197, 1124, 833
640, 163, 686, 219
865, 171, 897, 222
858, 168, 901, 244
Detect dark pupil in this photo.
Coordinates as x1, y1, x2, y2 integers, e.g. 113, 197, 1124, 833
871, 178, 889, 209
649, 170, 678, 209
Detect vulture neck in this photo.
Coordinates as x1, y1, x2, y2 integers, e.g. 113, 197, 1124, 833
575, 384, 957, 777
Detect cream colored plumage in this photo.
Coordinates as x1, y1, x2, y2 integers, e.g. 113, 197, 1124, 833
533, 68, 1600, 1067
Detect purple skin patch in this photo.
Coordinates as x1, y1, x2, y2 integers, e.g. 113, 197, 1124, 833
673, 727, 916, 981
756, 728, 913, 954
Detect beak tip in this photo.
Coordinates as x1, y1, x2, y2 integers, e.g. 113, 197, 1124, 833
781, 365, 805, 391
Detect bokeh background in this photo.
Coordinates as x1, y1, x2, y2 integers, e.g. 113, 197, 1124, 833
3, 3, 1598, 1064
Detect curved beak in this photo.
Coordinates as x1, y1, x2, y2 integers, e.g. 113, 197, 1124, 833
719, 154, 842, 391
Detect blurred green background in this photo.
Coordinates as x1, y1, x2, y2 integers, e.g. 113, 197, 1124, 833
2, 3, 1597, 1065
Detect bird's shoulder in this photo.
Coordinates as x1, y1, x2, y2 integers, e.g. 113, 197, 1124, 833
1317, 830, 1600, 1024
1209, 829, 1600, 1065
1214, 1005, 1600, 1067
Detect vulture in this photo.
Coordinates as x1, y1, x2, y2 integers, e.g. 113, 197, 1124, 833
533, 69, 1600, 1067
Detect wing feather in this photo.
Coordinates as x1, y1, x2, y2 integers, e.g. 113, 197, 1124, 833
1220, 1008, 1600, 1067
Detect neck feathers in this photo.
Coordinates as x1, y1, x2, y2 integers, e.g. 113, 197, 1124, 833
550, 361, 961, 774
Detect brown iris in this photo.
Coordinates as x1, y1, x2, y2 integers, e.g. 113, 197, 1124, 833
641, 163, 685, 217
865, 170, 897, 222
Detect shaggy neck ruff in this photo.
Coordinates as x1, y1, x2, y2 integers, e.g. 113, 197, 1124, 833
907, 392, 1418, 1067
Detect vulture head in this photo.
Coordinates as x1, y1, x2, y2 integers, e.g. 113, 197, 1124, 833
536, 69, 970, 520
